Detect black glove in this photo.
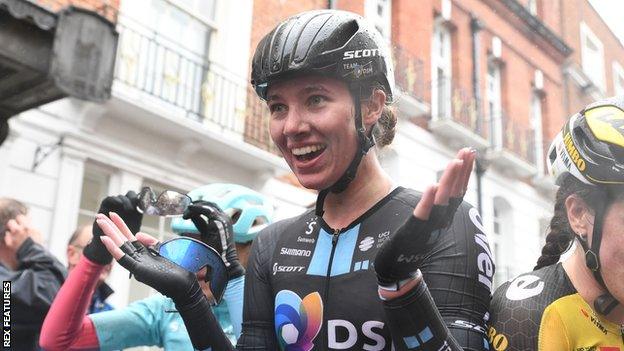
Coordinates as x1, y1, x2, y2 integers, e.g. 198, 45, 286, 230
84, 191, 143, 265
183, 201, 245, 280
374, 196, 463, 288
116, 240, 234, 350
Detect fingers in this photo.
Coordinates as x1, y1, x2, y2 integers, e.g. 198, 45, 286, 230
136, 232, 160, 246
434, 159, 463, 205
109, 212, 136, 241
413, 185, 438, 220
459, 148, 476, 194
100, 236, 125, 260
95, 213, 128, 247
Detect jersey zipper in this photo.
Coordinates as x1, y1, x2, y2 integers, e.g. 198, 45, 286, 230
322, 228, 341, 349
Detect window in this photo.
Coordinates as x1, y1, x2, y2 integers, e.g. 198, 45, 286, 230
432, 19, 452, 119
365, 0, 392, 41
486, 61, 502, 149
613, 62, 624, 96
580, 22, 606, 91
77, 166, 111, 228
530, 93, 544, 173
116, 0, 218, 119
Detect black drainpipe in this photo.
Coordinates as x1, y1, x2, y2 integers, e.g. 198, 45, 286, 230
471, 15, 486, 215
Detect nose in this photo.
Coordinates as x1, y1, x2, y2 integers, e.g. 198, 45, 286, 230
283, 106, 310, 138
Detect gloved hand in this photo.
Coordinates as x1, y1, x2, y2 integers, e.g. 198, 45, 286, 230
117, 240, 200, 303
375, 148, 474, 291
374, 198, 462, 289
84, 191, 143, 265
183, 201, 245, 280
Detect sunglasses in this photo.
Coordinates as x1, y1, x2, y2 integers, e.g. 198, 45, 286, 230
156, 236, 228, 305
137, 187, 191, 217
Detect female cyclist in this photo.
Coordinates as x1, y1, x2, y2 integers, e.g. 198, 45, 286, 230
39, 184, 271, 350
488, 97, 624, 350
97, 10, 492, 351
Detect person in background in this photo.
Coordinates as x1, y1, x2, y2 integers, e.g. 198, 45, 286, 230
488, 97, 624, 350
66, 224, 114, 314
170, 183, 273, 344
0, 197, 66, 351
40, 184, 271, 350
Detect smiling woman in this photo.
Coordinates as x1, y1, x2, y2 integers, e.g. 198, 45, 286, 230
94, 9, 493, 351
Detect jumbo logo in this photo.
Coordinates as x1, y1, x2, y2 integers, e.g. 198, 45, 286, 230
487, 326, 508, 350
563, 132, 587, 172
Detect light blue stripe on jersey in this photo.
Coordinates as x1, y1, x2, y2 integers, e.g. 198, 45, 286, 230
307, 224, 359, 277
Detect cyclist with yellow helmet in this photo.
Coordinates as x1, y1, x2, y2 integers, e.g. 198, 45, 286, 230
488, 97, 624, 350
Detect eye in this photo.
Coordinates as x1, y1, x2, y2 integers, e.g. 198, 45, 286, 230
269, 103, 287, 116
308, 95, 327, 107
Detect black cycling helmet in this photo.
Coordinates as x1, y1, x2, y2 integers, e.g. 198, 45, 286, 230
251, 10, 395, 215
251, 10, 394, 103
547, 95, 624, 314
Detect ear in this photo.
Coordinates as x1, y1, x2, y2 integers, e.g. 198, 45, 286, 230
565, 195, 594, 240
362, 89, 386, 127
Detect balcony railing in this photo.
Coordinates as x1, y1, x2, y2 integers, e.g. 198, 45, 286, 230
114, 17, 274, 152
491, 113, 536, 166
430, 77, 487, 140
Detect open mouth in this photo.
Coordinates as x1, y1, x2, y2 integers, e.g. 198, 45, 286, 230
292, 144, 326, 162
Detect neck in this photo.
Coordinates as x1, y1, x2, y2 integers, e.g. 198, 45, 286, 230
563, 241, 624, 324
321, 151, 394, 229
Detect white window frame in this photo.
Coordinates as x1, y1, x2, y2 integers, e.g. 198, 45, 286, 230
486, 60, 502, 149
77, 164, 113, 228
612, 61, 624, 96
530, 92, 544, 174
365, 0, 392, 41
431, 18, 452, 120
580, 22, 606, 92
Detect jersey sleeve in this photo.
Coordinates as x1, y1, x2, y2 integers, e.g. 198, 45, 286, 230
421, 202, 493, 349
538, 304, 569, 351
90, 295, 167, 349
39, 255, 102, 351
236, 225, 280, 350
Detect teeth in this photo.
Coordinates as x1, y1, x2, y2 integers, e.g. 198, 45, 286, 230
292, 144, 324, 156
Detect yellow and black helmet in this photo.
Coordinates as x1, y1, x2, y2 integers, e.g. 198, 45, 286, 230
548, 96, 624, 186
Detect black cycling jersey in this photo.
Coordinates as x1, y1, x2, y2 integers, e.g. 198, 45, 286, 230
488, 263, 624, 351
237, 187, 493, 350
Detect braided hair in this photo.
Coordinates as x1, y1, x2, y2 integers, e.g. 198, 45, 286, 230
533, 176, 604, 270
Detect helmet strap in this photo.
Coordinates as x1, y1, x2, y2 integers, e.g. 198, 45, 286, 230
315, 85, 376, 217
577, 189, 620, 315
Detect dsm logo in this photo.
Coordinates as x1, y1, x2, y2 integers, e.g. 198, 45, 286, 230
275, 290, 323, 351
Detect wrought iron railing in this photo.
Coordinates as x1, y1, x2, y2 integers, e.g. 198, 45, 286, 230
114, 18, 275, 152
429, 77, 488, 140
490, 112, 537, 166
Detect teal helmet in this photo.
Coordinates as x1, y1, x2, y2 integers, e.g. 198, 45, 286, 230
171, 183, 273, 243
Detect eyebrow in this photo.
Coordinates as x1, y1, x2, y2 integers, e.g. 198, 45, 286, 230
267, 84, 330, 102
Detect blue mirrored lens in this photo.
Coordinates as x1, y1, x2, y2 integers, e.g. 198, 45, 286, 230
158, 237, 228, 303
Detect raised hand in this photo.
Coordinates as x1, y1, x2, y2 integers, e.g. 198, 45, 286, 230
375, 148, 476, 291
97, 212, 199, 304
85, 191, 143, 265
